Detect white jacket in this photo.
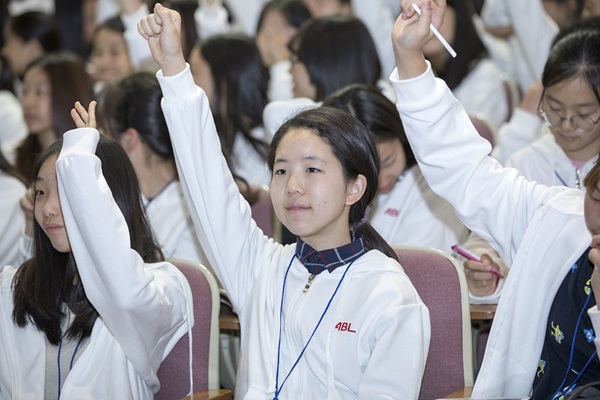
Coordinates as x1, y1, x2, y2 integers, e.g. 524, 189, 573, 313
507, 132, 597, 189
391, 64, 600, 397
0, 129, 193, 399
0, 172, 26, 270
144, 180, 209, 267
158, 65, 430, 399
370, 165, 468, 253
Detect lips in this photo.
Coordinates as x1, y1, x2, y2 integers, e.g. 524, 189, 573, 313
44, 224, 63, 234
284, 203, 310, 212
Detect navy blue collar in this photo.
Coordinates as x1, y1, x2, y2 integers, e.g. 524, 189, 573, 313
295, 232, 365, 275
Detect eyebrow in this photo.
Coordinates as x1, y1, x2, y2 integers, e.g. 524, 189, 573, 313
274, 155, 327, 164
545, 94, 598, 108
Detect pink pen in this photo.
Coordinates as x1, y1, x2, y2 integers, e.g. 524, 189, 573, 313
451, 244, 504, 279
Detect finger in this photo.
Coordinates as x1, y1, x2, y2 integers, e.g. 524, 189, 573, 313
137, 19, 150, 40
590, 248, 600, 268
464, 260, 490, 273
71, 108, 85, 128
88, 101, 97, 128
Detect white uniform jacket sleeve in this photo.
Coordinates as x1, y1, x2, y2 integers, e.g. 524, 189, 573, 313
157, 65, 281, 313
390, 64, 564, 266
56, 128, 192, 380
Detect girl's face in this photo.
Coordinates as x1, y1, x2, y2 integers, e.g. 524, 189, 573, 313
303, 0, 351, 17
189, 46, 215, 108
290, 56, 317, 100
91, 28, 133, 86
34, 154, 71, 253
541, 77, 600, 162
21, 66, 54, 137
2, 25, 43, 77
270, 128, 364, 250
376, 138, 408, 194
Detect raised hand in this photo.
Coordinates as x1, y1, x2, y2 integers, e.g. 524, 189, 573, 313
71, 101, 97, 129
392, 0, 447, 78
137, 3, 185, 76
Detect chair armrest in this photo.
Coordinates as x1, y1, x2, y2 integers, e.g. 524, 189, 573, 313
444, 386, 473, 398
179, 389, 233, 400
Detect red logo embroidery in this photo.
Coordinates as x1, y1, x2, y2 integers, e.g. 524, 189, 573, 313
384, 208, 399, 217
335, 322, 356, 333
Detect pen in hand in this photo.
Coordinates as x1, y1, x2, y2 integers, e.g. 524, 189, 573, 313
452, 244, 504, 279
411, 3, 457, 58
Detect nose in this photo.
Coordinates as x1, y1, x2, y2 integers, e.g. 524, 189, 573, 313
43, 193, 60, 219
285, 171, 303, 195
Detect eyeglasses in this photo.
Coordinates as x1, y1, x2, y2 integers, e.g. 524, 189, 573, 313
538, 108, 600, 134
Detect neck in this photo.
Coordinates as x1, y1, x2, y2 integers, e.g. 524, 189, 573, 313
138, 158, 177, 199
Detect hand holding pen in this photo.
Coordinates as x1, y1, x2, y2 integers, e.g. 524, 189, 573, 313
452, 245, 504, 297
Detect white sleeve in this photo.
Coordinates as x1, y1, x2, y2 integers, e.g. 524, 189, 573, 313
391, 64, 563, 267
267, 60, 294, 102
56, 128, 191, 377
0, 176, 26, 269
157, 65, 281, 311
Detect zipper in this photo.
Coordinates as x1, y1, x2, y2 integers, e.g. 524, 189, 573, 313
303, 274, 316, 293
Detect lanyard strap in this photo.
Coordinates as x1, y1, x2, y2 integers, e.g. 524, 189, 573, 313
552, 291, 596, 399
273, 255, 355, 400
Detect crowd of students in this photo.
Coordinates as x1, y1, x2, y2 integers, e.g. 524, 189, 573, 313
1, 0, 600, 398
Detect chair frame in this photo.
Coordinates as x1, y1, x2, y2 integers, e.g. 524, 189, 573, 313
394, 246, 474, 391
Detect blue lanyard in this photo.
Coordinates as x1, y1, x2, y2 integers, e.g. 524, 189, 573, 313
273, 255, 356, 400
57, 336, 84, 398
551, 291, 597, 399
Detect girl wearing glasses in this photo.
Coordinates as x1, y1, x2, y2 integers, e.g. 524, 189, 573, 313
392, 2, 600, 397
456, 24, 600, 301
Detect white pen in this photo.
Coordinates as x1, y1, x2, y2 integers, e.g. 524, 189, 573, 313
411, 3, 457, 58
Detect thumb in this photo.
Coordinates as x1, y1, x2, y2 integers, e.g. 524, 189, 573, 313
154, 3, 180, 34
480, 253, 493, 266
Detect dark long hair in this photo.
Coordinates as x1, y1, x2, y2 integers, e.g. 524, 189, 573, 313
434, 0, 487, 90
288, 15, 381, 101
267, 106, 398, 260
542, 28, 600, 105
14, 51, 94, 183
98, 72, 174, 160
12, 135, 163, 345
6, 11, 61, 61
198, 33, 269, 168
0, 54, 16, 95
256, 0, 311, 32
323, 84, 417, 171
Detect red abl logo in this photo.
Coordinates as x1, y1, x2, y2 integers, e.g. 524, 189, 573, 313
335, 322, 356, 333
384, 208, 399, 217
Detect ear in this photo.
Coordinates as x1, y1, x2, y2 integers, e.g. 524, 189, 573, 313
119, 128, 141, 153
345, 174, 367, 206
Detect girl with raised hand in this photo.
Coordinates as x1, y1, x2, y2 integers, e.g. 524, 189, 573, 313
138, 4, 430, 399
391, 1, 600, 397
0, 101, 193, 398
